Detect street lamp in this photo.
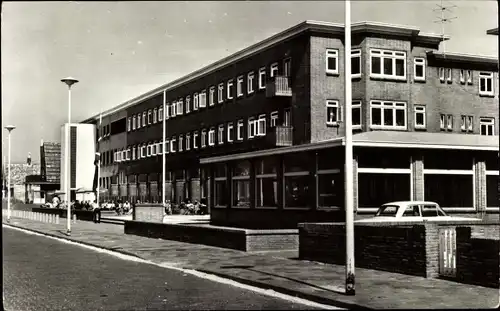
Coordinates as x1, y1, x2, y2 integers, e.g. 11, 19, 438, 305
61, 77, 79, 235
4, 125, 16, 222
96, 152, 101, 207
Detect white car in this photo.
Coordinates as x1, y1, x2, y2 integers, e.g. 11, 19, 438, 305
355, 201, 482, 223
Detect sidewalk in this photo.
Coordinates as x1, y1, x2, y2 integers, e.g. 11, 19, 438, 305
3, 217, 498, 309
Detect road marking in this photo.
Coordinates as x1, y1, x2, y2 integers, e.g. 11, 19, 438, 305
3, 224, 343, 310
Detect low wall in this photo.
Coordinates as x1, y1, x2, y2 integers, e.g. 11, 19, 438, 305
32, 207, 94, 222
124, 220, 298, 252
456, 227, 499, 288
134, 204, 163, 223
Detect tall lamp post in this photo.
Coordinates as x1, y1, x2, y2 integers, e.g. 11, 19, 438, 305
162, 90, 167, 215
61, 77, 79, 235
96, 152, 101, 207
5, 125, 16, 222
344, 0, 356, 295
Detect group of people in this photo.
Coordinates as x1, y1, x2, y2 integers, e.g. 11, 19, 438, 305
100, 200, 134, 215
163, 199, 207, 215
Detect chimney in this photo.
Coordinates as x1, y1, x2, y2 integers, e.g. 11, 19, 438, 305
40, 139, 44, 146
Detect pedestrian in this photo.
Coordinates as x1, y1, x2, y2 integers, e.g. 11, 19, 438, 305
92, 200, 101, 223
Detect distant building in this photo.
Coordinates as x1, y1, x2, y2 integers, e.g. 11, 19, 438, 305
25, 141, 61, 204
3, 162, 40, 203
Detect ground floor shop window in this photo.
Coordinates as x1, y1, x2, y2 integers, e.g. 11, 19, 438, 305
233, 179, 250, 207
424, 174, 473, 208
358, 173, 410, 208
486, 174, 498, 208
318, 173, 343, 208
214, 180, 227, 207
256, 177, 278, 207
284, 174, 310, 208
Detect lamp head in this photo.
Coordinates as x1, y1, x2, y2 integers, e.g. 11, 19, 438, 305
4, 125, 16, 132
61, 77, 79, 87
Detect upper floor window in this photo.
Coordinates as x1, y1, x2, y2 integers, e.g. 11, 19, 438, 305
446, 68, 452, 83
352, 100, 362, 129
283, 58, 291, 77
270, 62, 279, 77
132, 115, 136, 130
326, 100, 341, 126
370, 101, 407, 130
227, 122, 234, 142
479, 72, 494, 96
142, 112, 146, 127
218, 83, 224, 103
158, 141, 163, 154
439, 67, 445, 82
258, 67, 266, 89
165, 103, 171, 119
209, 87, 215, 106
237, 76, 244, 97
257, 114, 266, 136
326, 49, 339, 75
164, 140, 169, 154
270, 111, 278, 127
153, 108, 157, 123
248, 117, 256, 139
414, 106, 426, 129
159, 106, 163, 122
218, 124, 224, 145
148, 110, 152, 125
151, 143, 157, 156
227, 80, 234, 100
248, 72, 255, 94
461, 115, 473, 133
169, 137, 176, 153
466, 70, 473, 84
201, 129, 207, 148
200, 90, 207, 108
170, 103, 176, 118
237, 120, 244, 141
193, 93, 199, 110
137, 114, 141, 128
414, 58, 425, 82
459, 69, 465, 84
185, 96, 191, 114
140, 145, 146, 158
132, 146, 136, 160
480, 117, 495, 136
147, 144, 152, 157
178, 135, 184, 152
177, 99, 184, 115
440, 114, 453, 131
193, 131, 199, 149
186, 133, 191, 151
370, 49, 406, 80
208, 128, 216, 146
351, 49, 361, 78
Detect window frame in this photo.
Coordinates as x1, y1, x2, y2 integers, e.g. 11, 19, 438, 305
247, 72, 255, 94
414, 105, 426, 129
369, 100, 407, 130
352, 100, 362, 129
351, 49, 361, 78
218, 83, 224, 103
446, 68, 452, 83
218, 124, 224, 145
447, 114, 453, 131
270, 62, 278, 78
170, 137, 176, 153
159, 106, 163, 122
227, 122, 234, 142
193, 131, 199, 149
479, 72, 494, 96
466, 70, 473, 84
370, 49, 407, 80
459, 69, 465, 84
270, 111, 278, 128
237, 120, 244, 141
227, 80, 234, 100
132, 115, 136, 130
258, 67, 266, 89
170, 103, 176, 118
148, 110, 152, 125
199, 90, 206, 108
201, 129, 207, 148
414, 57, 425, 82
185, 96, 191, 114
326, 100, 341, 126
178, 135, 184, 152
127, 117, 131, 132
480, 117, 495, 136
326, 49, 339, 75
186, 133, 191, 151
237, 75, 244, 97
209, 87, 215, 106
208, 128, 216, 146
248, 117, 256, 139
153, 108, 158, 123
142, 112, 146, 127
257, 114, 266, 136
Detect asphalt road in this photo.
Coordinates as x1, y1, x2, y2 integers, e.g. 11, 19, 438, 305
2, 227, 322, 310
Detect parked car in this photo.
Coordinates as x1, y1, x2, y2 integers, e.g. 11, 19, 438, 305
355, 201, 482, 223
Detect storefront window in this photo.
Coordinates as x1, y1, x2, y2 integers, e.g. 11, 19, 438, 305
284, 153, 310, 173
357, 148, 410, 169
424, 174, 473, 208
256, 177, 278, 207
256, 157, 278, 175
358, 173, 410, 208
486, 175, 497, 208
318, 173, 343, 208
215, 180, 227, 207
232, 160, 251, 207
317, 150, 343, 171
284, 175, 310, 208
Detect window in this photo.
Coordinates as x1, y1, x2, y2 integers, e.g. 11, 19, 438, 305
132, 146, 136, 160
318, 171, 342, 209
208, 128, 215, 146
270, 62, 278, 77
446, 68, 452, 83
466, 70, 473, 84
479, 72, 494, 96
214, 164, 227, 207
227, 122, 234, 142
414, 106, 426, 129
326, 49, 339, 75
158, 141, 163, 154
159, 106, 163, 121
170, 137, 176, 153
247, 72, 254, 94
270, 111, 278, 127
425, 175, 473, 208
283, 58, 291, 77
439, 67, 445, 82
370, 49, 406, 79
237, 76, 244, 97
352, 101, 362, 129
257, 114, 266, 136
201, 129, 206, 148
186, 134, 191, 151
447, 115, 453, 131
232, 161, 251, 208
170, 103, 176, 117
193, 93, 199, 110
351, 49, 361, 78
127, 117, 131, 131
177, 99, 184, 115
140, 145, 146, 158
148, 110, 152, 124
440, 114, 446, 130
152, 143, 157, 156
370, 101, 407, 129
164, 140, 169, 154
217, 125, 224, 145
142, 112, 146, 126
199, 90, 206, 108
218, 83, 224, 103
227, 80, 234, 100
178, 135, 183, 152
359, 174, 410, 208
284, 154, 310, 208
165, 104, 170, 119
480, 118, 495, 136
414, 57, 425, 81
153, 108, 157, 123
237, 120, 244, 141
459, 69, 465, 84
193, 131, 198, 149
326, 100, 341, 126
258, 67, 266, 89
256, 158, 278, 208
248, 117, 256, 138
185, 96, 191, 114
132, 115, 136, 130
209, 87, 215, 106
461, 115, 474, 132
147, 144, 151, 157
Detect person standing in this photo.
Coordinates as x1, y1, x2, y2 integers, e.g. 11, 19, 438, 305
92, 200, 101, 223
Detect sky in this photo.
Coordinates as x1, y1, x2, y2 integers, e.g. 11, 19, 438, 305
1, 1, 498, 163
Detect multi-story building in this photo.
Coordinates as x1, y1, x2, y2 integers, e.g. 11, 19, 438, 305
82, 21, 498, 228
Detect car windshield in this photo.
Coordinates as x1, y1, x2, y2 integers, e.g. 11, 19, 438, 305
422, 204, 448, 217
375, 205, 399, 217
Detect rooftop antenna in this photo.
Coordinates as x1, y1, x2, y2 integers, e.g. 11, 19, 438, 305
433, 0, 457, 57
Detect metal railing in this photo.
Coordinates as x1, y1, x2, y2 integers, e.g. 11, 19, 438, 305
266, 76, 292, 97
274, 125, 293, 146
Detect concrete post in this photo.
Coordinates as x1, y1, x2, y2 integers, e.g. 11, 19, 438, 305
56, 214, 60, 225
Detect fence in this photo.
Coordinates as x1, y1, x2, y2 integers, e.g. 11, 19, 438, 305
2, 209, 77, 225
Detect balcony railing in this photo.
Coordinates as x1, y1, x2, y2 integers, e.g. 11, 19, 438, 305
268, 125, 293, 147
266, 76, 292, 97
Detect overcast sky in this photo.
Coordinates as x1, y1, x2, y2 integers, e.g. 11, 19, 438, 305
1, 1, 498, 163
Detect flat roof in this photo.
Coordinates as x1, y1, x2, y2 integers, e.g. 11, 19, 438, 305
81, 20, 449, 123
200, 131, 499, 164
426, 51, 498, 66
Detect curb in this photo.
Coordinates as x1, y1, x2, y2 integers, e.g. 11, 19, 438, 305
195, 269, 371, 310
3, 222, 145, 261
